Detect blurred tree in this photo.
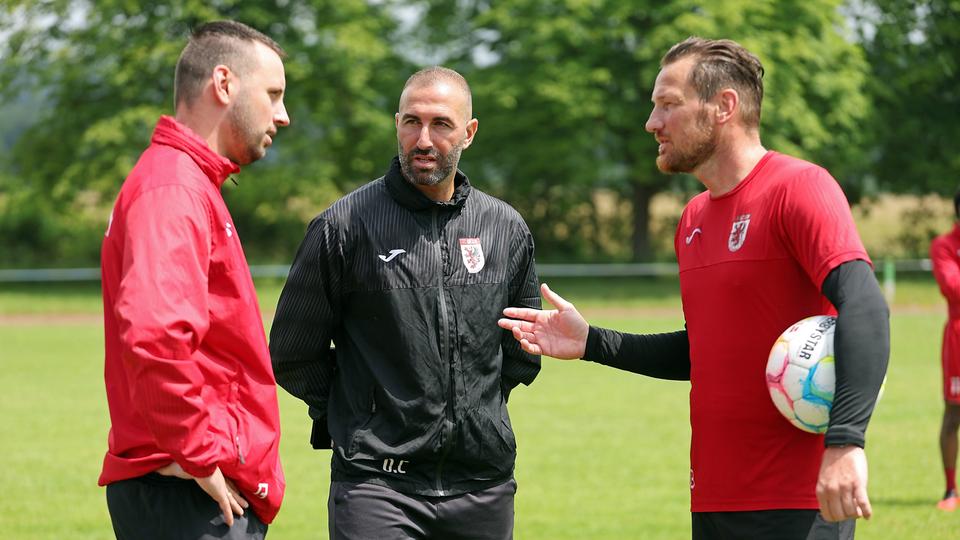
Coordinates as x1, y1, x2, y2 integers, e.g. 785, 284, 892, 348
0, 0, 409, 265
412, 0, 871, 261
852, 0, 960, 195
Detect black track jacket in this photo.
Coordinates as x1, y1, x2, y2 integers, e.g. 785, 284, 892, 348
270, 157, 541, 496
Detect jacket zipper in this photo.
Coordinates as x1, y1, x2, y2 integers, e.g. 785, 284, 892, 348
433, 207, 454, 496
236, 436, 245, 465
231, 382, 246, 465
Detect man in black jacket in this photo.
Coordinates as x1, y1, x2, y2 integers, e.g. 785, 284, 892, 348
270, 66, 541, 540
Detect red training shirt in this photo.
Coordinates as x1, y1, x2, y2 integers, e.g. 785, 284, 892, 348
930, 224, 960, 402
675, 151, 870, 512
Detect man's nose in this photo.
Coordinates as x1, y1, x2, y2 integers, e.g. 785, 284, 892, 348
274, 102, 291, 127
416, 125, 433, 149
644, 111, 660, 134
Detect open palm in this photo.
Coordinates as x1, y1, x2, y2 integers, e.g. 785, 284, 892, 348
498, 283, 589, 359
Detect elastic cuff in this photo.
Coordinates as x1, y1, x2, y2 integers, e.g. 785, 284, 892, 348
582, 326, 602, 361
824, 427, 865, 449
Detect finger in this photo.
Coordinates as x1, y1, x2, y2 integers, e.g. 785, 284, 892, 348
511, 326, 538, 343
519, 338, 542, 356
228, 490, 245, 516
541, 283, 574, 311
218, 495, 235, 527
840, 490, 859, 520
825, 496, 845, 523
225, 479, 249, 509
817, 490, 834, 522
498, 318, 536, 333
501, 307, 544, 321
856, 488, 872, 519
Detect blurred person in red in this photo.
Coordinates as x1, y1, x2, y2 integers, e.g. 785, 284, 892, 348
930, 190, 960, 511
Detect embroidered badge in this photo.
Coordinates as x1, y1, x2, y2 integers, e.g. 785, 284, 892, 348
728, 214, 751, 252
459, 238, 485, 273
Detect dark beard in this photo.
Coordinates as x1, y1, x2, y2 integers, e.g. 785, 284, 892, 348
398, 141, 464, 186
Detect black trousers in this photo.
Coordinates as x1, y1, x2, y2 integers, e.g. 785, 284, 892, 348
106, 473, 267, 540
329, 478, 517, 540
692, 510, 855, 540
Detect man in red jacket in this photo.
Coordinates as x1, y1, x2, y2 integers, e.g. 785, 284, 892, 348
931, 191, 960, 511
99, 20, 290, 539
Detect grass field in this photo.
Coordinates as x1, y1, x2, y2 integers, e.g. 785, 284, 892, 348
0, 275, 953, 539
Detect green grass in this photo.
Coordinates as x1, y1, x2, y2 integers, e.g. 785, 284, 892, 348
0, 276, 953, 538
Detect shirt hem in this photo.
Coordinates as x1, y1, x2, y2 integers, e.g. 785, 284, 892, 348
691, 499, 820, 512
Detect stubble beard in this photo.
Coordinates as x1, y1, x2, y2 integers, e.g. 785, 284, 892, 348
656, 108, 718, 174
398, 139, 465, 187
227, 91, 268, 165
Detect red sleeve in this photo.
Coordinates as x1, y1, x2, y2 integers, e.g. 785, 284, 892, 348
114, 185, 219, 478
931, 235, 960, 304
780, 167, 870, 288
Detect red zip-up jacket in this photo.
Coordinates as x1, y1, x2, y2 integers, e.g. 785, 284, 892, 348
99, 116, 284, 523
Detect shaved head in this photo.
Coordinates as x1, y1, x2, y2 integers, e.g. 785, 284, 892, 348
399, 66, 473, 121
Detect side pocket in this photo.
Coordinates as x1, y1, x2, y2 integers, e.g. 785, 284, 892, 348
346, 388, 377, 456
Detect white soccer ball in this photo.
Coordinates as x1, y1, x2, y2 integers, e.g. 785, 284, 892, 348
765, 315, 837, 433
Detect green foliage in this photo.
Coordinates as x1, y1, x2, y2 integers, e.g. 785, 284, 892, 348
853, 0, 960, 195
0, 0, 409, 266
2, 1, 956, 265
412, 0, 871, 260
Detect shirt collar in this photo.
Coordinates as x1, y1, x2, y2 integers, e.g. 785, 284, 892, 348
151, 115, 241, 188
384, 156, 471, 211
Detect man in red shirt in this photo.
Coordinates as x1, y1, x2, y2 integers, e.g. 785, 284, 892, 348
99, 20, 289, 539
498, 37, 889, 539
930, 191, 960, 511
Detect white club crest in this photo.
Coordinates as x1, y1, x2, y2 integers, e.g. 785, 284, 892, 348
728, 214, 751, 252
459, 238, 485, 274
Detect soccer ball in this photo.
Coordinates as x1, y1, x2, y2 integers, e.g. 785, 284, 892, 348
765, 315, 836, 434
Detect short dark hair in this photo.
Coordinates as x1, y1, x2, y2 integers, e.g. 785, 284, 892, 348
174, 20, 285, 107
400, 66, 473, 120
661, 37, 765, 128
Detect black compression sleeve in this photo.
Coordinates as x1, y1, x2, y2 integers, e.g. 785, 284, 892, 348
821, 259, 890, 448
581, 326, 691, 380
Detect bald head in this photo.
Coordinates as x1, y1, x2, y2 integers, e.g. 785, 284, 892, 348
399, 66, 473, 122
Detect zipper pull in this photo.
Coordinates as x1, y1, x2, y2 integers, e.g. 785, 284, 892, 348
236, 436, 246, 465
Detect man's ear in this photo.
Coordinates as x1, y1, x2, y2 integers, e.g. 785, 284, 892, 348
715, 88, 739, 124
462, 118, 479, 150
211, 65, 235, 106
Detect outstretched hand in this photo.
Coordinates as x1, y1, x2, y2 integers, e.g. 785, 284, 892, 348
498, 283, 589, 359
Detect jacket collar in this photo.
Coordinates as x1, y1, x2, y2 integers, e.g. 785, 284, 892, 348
384, 156, 471, 211
151, 115, 241, 188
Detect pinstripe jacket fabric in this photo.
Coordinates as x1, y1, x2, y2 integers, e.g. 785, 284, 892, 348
270, 157, 541, 496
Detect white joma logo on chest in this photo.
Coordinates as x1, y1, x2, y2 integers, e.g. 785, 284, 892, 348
378, 249, 406, 262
